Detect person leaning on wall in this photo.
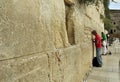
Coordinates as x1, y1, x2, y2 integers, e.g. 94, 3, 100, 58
91, 30, 102, 67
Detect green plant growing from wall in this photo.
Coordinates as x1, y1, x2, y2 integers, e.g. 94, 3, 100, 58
79, 0, 96, 5
79, 0, 96, 4
103, 0, 115, 30
100, 14, 115, 30
79, 0, 101, 5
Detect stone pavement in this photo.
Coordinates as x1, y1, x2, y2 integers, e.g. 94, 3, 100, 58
86, 41, 120, 82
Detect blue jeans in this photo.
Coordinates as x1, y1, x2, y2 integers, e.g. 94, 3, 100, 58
96, 48, 102, 65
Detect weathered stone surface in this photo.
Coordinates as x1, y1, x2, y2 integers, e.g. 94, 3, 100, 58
0, 53, 49, 82
0, 0, 104, 82
64, 0, 75, 6
0, 46, 84, 82
0, 0, 69, 60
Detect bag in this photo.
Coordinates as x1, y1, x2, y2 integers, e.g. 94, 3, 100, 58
92, 57, 99, 67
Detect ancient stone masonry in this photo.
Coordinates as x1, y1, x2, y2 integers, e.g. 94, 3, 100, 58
65, 0, 75, 45
0, 0, 104, 82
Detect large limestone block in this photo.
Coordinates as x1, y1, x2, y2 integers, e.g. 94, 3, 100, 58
0, 0, 69, 60
62, 46, 82, 82
80, 43, 93, 79
0, 53, 49, 82
46, 46, 82, 82
65, 1, 104, 45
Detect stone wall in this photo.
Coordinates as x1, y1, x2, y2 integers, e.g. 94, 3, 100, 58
0, 0, 104, 82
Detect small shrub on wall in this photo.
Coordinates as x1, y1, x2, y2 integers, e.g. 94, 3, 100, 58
100, 14, 115, 30
78, 0, 99, 5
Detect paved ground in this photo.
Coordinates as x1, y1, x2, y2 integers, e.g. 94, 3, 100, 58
86, 40, 120, 82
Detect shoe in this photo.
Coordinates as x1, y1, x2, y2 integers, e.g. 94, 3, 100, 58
102, 54, 104, 55
96, 64, 102, 67
98, 65, 102, 67
102, 54, 107, 56
108, 51, 112, 55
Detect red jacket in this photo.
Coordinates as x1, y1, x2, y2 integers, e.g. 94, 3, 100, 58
95, 34, 102, 48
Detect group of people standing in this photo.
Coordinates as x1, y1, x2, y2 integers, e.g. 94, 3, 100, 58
91, 30, 110, 67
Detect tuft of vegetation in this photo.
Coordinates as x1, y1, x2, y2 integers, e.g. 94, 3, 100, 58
79, 0, 96, 5
103, 0, 115, 30
103, 0, 111, 19
100, 14, 115, 30
78, 0, 102, 5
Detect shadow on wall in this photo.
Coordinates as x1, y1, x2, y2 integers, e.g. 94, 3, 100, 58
65, 0, 75, 45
